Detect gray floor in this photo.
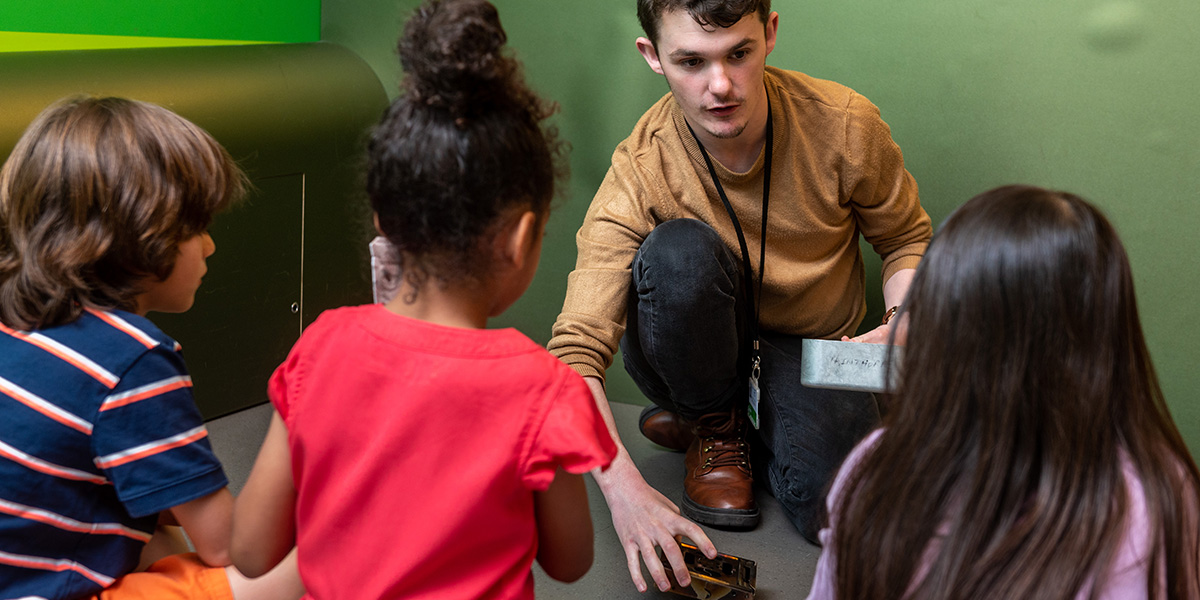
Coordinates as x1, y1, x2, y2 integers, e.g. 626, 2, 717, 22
207, 401, 820, 598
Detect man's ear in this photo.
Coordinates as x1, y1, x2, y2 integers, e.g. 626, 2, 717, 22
636, 37, 665, 75
497, 210, 539, 271
372, 212, 383, 235
764, 11, 779, 57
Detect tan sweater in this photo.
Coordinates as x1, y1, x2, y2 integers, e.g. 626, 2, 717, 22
549, 67, 931, 381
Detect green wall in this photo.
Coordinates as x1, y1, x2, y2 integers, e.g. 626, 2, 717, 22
0, 1, 319, 51
324, 0, 1200, 457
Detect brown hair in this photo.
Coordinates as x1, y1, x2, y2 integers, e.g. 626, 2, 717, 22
637, 0, 772, 46
833, 186, 1200, 599
0, 96, 247, 329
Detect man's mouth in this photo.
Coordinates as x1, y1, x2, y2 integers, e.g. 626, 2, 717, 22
707, 104, 739, 118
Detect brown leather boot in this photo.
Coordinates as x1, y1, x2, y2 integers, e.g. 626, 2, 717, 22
638, 405, 696, 452
681, 409, 759, 529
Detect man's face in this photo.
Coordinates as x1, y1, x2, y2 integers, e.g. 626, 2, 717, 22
638, 9, 778, 147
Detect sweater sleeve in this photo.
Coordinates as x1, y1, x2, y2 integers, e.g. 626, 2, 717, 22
841, 92, 932, 284
548, 145, 661, 381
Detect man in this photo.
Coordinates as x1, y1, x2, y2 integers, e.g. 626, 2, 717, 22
548, 0, 931, 592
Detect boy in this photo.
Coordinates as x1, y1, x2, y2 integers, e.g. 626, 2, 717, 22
0, 97, 300, 600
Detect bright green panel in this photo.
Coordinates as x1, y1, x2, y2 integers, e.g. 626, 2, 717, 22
0, 32, 271, 53
1, 0, 318, 42
323, 0, 1200, 457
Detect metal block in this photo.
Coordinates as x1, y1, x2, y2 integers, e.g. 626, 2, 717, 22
800, 338, 901, 393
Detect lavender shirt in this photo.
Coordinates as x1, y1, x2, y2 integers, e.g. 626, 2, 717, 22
806, 430, 1159, 599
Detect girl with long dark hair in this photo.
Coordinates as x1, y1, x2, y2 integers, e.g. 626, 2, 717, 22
808, 185, 1200, 599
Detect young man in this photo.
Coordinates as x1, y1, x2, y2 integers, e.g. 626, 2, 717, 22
548, 0, 932, 592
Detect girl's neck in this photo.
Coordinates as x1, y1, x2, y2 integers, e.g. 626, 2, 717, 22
383, 280, 490, 330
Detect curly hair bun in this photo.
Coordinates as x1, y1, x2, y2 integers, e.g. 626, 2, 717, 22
398, 0, 513, 118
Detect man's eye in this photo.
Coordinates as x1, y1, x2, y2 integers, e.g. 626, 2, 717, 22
730, 50, 750, 61
680, 58, 702, 68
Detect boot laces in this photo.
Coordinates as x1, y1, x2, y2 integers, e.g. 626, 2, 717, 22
694, 413, 750, 473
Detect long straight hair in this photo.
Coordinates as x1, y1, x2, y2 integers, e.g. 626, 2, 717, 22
833, 186, 1200, 599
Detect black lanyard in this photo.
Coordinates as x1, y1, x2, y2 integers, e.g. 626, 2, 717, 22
684, 99, 772, 374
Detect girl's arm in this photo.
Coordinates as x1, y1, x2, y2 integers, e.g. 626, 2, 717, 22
231, 410, 298, 578
533, 469, 594, 582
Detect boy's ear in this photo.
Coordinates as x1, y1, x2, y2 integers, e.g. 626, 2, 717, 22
498, 210, 539, 271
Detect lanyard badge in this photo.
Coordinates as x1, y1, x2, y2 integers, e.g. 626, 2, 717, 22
685, 99, 773, 430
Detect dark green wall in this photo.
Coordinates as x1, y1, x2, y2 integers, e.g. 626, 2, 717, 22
325, 0, 1199, 455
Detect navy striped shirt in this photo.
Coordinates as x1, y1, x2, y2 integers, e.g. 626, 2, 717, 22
0, 308, 228, 599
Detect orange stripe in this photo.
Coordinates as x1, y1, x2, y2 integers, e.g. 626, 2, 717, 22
29, 338, 117, 388
0, 552, 113, 586
100, 379, 192, 411
0, 381, 92, 434
0, 322, 119, 388
0, 502, 150, 542
99, 429, 208, 469
85, 308, 156, 348
0, 444, 107, 484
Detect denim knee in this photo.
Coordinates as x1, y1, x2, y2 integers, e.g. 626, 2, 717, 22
633, 219, 735, 303
621, 218, 745, 417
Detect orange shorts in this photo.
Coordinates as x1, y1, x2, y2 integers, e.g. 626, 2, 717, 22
91, 553, 232, 600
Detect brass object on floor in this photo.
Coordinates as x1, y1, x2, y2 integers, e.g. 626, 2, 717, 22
659, 541, 756, 600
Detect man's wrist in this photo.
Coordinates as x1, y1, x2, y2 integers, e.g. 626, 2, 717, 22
592, 448, 638, 494
882, 305, 901, 325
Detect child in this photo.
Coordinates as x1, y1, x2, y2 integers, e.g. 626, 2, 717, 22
0, 97, 303, 600
229, 0, 617, 598
807, 185, 1200, 599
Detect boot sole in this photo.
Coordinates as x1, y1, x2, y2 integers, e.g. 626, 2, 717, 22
681, 493, 760, 530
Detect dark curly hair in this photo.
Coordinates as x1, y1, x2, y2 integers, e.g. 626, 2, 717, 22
367, 0, 567, 295
637, 0, 772, 46
0, 96, 246, 330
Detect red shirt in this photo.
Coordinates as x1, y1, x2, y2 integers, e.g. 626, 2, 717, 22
269, 306, 616, 599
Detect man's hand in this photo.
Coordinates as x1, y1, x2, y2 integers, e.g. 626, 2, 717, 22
842, 267, 916, 344
841, 322, 892, 344
581, 376, 717, 592
598, 456, 717, 592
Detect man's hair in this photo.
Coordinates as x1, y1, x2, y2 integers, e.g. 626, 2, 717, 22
637, 0, 772, 45
0, 96, 247, 329
832, 186, 1200, 599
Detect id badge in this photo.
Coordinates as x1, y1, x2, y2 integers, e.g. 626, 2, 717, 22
747, 353, 762, 430
748, 375, 761, 430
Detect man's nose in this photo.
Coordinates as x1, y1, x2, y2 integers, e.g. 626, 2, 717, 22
708, 64, 732, 97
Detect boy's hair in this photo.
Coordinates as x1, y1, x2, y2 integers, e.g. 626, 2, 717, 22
637, 0, 772, 46
0, 96, 247, 329
367, 0, 567, 293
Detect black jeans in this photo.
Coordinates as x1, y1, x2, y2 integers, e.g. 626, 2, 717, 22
619, 219, 881, 542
